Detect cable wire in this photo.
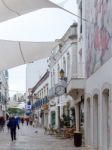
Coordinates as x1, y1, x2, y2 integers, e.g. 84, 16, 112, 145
50, 0, 88, 22
19, 42, 26, 64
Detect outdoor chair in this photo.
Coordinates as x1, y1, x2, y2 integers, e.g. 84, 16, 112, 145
63, 128, 75, 138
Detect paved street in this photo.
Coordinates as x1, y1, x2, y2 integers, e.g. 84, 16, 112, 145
0, 124, 85, 150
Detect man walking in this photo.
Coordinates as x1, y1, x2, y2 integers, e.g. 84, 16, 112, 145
7, 116, 19, 141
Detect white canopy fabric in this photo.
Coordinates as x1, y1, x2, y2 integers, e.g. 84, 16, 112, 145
0, 0, 58, 22
0, 40, 57, 70
0, 0, 75, 71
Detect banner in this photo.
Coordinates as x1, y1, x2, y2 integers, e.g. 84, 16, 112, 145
25, 104, 32, 110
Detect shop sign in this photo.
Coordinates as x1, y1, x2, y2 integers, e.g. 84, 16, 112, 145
25, 104, 32, 110
42, 104, 48, 110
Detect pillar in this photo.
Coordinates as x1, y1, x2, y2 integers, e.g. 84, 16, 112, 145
71, 44, 77, 78
60, 105, 63, 118
56, 106, 59, 128
75, 103, 80, 132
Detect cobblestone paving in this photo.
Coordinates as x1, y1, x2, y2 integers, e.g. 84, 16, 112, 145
0, 124, 85, 150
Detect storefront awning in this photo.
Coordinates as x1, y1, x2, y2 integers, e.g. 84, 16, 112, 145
33, 96, 49, 109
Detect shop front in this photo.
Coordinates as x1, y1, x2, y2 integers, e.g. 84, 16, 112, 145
42, 104, 48, 128
51, 111, 56, 127
32, 96, 49, 127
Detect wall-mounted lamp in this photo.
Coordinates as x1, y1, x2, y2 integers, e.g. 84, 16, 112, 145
59, 69, 64, 79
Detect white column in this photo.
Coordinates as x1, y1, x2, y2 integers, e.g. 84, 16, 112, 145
84, 98, 88, 146
102, 90, 109, 150
93, 95, 98, 149
75, 103, 80, 132
99, 91, 103, 150
71, 44, 77, 78
109, 87, 112, 150
55, 106, 59, 128
90, 96, 94, 148
85, 98, 91, 147
60, 105, 63, 118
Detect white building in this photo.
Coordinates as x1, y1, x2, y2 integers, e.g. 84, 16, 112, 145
30, 71, 49, 128
0, 70, 9, 116
48, 22, 85, 130
77, 0, 112, 150
26, 59, 48, 100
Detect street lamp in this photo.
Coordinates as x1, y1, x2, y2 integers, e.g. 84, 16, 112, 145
59, 69, 64, 79
55, 69, 67, 96
59, 69, 67, 82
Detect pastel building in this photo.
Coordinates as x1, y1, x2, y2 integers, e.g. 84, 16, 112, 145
77, 0, 112, 150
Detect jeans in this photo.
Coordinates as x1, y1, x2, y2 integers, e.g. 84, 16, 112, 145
10, 129, 16, 141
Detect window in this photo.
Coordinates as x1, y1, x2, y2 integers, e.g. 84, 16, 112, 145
46, 84, 48, 95
39, 91, 41, 99
41, 89, 43, 98
51, 72, 53, 87
0, 82, 1, 90
53, 69, 55, 86
63, 57, 66, 76
80, 2, 82, 33
0, 92, 1, 101
44, 87, 46, 96
57, 64, 60, 78
67, 53, 70, 76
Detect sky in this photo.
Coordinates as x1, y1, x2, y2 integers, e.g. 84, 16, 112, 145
0, 0, 77, 41
6, 0, 77, 97
8, 65, 26, 97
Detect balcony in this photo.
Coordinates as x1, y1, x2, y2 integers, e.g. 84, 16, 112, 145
67, 62, 85, 98
67, 77, 85, 99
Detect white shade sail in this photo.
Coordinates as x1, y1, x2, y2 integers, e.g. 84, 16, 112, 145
0, 40, 57, 71
0, 0, 58, 22
0, 8, 74, 42
0, 0, 75, 71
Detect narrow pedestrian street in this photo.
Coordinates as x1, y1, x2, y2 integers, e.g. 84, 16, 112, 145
0, 124, 84, 150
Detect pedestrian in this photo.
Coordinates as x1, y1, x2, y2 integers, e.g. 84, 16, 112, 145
21, 117, 24, 125
34, 117, 38, 128
6, 118, 10, 132
29, 116, 33, 126
26, 117, 29, 126
0, 116, 5, 132
15, 116, 20, 129
33, 117, 38, 133
7, 116, 19, 141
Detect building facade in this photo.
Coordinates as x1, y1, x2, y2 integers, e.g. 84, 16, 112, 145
0, 70, 9, 116
48, 22, 85, 130
77, 0, 112, 150
30, 71, 49, 128
26, 21, 85, 139
26, 59, 48, 101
